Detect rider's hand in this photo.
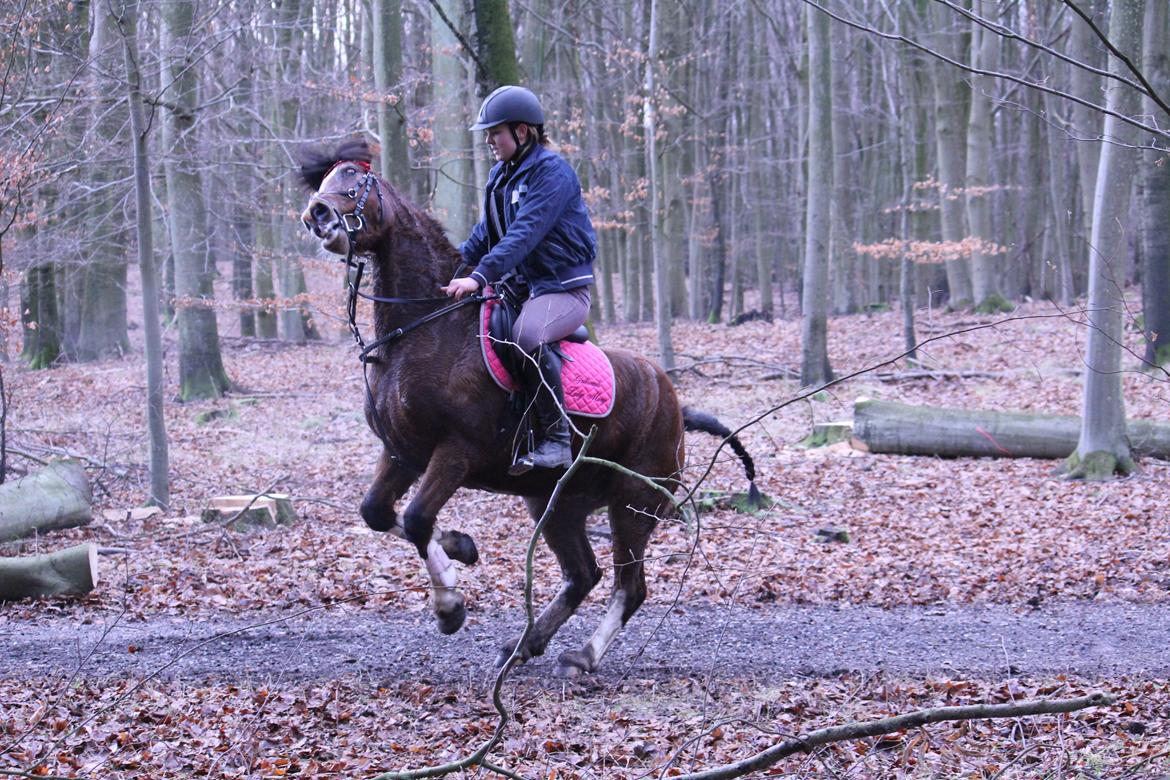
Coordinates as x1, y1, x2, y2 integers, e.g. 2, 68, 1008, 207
441, 277, 480, 300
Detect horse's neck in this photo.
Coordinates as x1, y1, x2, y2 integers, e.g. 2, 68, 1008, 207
370, 226, 462, 336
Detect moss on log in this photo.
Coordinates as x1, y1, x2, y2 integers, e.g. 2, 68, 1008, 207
0, 459, 93, 542
0, 542, 98, 601
854, 399, 1170, 460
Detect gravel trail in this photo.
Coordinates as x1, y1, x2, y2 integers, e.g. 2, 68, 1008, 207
3, 601, 1166, 683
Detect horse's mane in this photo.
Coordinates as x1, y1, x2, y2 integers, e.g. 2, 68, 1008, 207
297, 138, 374, 191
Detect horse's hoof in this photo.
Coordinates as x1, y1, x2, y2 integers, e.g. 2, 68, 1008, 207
360, 502, 397, 533
555, 649, 593, 678
439, 530, 479, 566
436, 602, 466, 635
496, 639, 532, 668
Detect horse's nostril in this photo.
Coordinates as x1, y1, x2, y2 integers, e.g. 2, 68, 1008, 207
311, 202, 331, 222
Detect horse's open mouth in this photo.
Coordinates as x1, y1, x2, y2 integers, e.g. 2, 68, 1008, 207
302, 203, 349, 255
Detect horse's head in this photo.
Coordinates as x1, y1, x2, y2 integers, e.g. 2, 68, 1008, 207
299, 139, 387, 256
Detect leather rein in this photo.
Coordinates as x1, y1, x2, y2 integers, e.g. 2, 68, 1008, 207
323, 164, 495, 364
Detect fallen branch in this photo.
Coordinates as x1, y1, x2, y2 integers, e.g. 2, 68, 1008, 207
663, 693, 1113, 780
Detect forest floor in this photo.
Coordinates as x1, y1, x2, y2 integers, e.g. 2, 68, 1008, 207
2, 288, 1169, 779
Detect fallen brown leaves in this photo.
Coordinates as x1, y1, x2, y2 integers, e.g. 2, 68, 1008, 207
2, 293, 1168, 778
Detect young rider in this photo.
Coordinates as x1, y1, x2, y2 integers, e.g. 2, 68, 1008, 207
441, 85, 597, 474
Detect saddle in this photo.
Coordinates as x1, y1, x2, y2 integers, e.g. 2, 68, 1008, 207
479, 282, 615, 418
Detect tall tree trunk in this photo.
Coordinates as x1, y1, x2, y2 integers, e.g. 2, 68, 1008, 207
1140, 1, 1170, 368
373, 0, 412, 193
474, 0, 520, 93
1066, 0, 1144, 480
20, 266, 61, 369
161, 0, 232, 400
644, 0, 673, 368
431, 0, 474, 244
828, 7, 855, 315
800, 3, 833, 387
76, 3, 129, 362
116, 0, 170, 508
1069, 1, 1104, 253
1043, 89, 1075, 305
273, 0, 310, 344
965, 1, 1004, 311
928, 2, 973, 305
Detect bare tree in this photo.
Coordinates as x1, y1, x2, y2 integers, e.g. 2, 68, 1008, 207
800, 2, 833, 387
115, 0, 170, 507
1065, 0, 1144, 481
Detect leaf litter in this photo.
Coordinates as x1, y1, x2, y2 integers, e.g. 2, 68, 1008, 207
1, 296, 1168, 778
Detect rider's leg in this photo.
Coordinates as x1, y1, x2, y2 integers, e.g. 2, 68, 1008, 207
509, 288, 590, 474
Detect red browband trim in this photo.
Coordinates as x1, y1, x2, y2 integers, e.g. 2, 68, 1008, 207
327, 159, 372, 176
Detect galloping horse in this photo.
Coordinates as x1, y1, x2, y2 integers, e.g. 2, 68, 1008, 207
299, 140, 758, 677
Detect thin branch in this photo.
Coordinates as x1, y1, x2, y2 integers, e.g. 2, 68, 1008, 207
667, 693, 1113, 780
423, 0, 488, 87
1060, 0, 1170, 121
794, 0, 1170, 144
932, 0, 1164, 115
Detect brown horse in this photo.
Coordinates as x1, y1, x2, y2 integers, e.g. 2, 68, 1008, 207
299, 140, 758, 677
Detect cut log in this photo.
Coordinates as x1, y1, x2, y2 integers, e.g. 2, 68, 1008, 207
853, 399, 1170, 460
0, 459, 93, 542
0, 542, 99, 601
201, 493, 298, 531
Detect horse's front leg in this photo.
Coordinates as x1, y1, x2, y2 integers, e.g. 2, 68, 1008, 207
360, 449, 418, 533
397, 441, 473, 635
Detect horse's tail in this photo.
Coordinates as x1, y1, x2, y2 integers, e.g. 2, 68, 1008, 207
682, 407, 762, 509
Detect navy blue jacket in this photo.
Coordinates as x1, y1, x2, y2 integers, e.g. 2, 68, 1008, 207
460, 145, 596, 298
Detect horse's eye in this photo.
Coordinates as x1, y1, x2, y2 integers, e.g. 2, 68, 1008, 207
346, 167, 356, 175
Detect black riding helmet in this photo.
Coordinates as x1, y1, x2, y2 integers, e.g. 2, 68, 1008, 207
469, 85, 545, 131
470, 85, 545, 157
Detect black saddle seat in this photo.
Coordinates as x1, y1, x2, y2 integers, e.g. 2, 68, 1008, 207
488, 294, 587, 383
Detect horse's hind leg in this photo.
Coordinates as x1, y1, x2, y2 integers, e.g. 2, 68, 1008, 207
555, 497, 659, 678
497, 496, 602, 667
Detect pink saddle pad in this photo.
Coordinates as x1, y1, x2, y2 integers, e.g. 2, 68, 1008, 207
480, 295, 615, 418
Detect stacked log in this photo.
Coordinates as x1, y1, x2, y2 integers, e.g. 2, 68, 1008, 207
0, 459, 93, 542
0, 460, 98, 601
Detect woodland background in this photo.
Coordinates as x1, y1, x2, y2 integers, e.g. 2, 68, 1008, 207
1, 0, 1169, 778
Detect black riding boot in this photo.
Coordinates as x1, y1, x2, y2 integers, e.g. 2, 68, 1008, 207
510, 346, 573, 475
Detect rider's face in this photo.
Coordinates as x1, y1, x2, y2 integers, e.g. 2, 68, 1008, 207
484, 124, 528, 162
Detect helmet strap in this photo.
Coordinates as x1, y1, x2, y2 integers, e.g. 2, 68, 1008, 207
509, 123, 535, 163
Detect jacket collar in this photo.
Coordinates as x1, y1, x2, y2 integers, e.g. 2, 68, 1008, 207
490, 143, 547, 184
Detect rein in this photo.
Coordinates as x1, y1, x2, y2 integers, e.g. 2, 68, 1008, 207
324, 166, 497, 363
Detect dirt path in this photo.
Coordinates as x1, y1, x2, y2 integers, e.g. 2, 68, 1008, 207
3, 601, 1167, 683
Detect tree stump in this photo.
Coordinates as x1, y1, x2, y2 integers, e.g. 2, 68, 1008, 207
797, 421, 854, 448
201, 494, 298, 531
0, 543, 98, 601
0, 459, 93, 542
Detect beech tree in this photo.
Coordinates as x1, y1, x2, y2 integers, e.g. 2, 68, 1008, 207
800, 0, 833, 387
1140, 1, 1170, 369
1065, 0, 1145, 481
160, 0, 232, 400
